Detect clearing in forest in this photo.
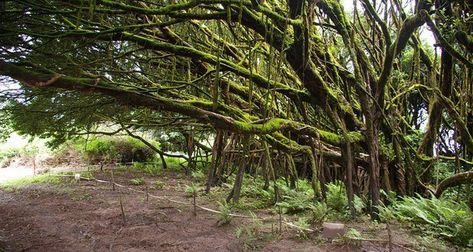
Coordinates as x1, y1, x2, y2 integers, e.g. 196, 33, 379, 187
0, 167, 452, 252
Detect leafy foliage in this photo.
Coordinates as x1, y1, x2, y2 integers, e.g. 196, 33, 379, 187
184, 182, 200, 197
380, 194, 473, 247
217, 201, 233, 226
275, 180, 364, 220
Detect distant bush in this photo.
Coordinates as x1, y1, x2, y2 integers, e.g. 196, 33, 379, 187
84, 137, 155, 164
0, 144, 41, 168
0, 147, 21, 167
44, 143, 82, 166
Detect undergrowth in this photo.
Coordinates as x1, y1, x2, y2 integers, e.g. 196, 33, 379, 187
275, 180, 365, 223
217, 200, 233, 226
380, 193, 473, 247
235, 212, 272, 249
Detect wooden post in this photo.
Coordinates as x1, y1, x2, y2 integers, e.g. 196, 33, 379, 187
193, 190, 197, 216
145, 186, 149, 203
110, 167, 115, 191
278, 205, 282, 233
33, 156, 36, 176
387, 223, 393, 252
119, 191, 126, 224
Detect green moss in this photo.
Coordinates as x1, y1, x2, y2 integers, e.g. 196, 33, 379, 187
236, 118, 364, 146
317, 129, 342, 145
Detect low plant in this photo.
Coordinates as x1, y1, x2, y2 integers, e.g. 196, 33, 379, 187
154, 180, 164, 189
275, 181, 314, 214
129, 177, 145, 186
325, 180, 365, 217
333, 228, 362, 247
184, 183, 200, 197
326, 180, 348, 212
294, 216, 311, 239
191, 169, 206, 182
309, 201, 329, 224
380, 193, 473, 247
217, 201, 233, 226
234, 212, 264, 249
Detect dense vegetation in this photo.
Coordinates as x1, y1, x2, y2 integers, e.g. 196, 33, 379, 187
0, 0, 472, 247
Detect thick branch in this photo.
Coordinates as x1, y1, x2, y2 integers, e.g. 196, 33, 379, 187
0, 61, 362, 146
435, 171, 473, 197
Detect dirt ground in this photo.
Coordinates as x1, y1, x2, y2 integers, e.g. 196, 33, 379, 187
0, 168, 453, 252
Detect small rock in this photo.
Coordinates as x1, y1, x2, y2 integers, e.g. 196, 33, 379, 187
322, 222, 346, 239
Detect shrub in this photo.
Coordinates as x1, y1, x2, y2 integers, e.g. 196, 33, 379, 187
84, 137, 154, 164
0, 147, 21, 167
43, 143, 82, 166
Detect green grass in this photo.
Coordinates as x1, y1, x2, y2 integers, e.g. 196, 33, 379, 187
0, 174, 62, 190
133, 162, 162, 176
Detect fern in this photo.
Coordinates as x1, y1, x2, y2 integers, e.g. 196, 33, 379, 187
380, 194, 473, 247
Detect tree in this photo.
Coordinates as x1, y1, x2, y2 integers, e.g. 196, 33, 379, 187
0, 0, 472, 218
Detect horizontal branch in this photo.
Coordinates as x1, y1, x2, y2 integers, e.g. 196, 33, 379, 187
435, 171, 473, 197
0, 61, 362, 146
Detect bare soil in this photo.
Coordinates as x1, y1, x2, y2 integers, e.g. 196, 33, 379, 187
0, 168, 451, 252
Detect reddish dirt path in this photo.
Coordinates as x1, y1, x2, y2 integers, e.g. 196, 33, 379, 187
0, 170, 429, 252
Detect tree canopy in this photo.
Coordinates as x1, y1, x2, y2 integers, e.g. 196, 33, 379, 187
1, 0, 472, 218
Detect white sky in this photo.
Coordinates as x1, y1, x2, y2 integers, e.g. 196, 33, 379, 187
341, 0, 436, 47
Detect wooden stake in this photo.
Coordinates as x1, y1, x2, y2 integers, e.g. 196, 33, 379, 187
33, 156, 36, 176
387, 223, 393, 252
193, 190, 197, 216
278, 205, 282, 233
119, 191, 126, 224
145, 186, 149, 203
110, 167, 115, 191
